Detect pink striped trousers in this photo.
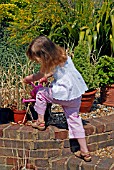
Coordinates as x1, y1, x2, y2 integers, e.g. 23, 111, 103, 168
34, 87, 85, 139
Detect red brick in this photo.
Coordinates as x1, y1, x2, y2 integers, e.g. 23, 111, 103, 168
62, 148, 72, 156
0, 148, 14, 157
20, 125, 35, 140
0, 156, 5, 164
0, 128, 3, 137
35, 158, 49, 167
38, 128, 50, 140
6, 157, 21, 165
87, 133, 109, 144
52, 157, 68, 170
4, 139, 31, 149
84, 123, 95, 136
0, 139, 4, 147
106, 122, 114, 132
87, 118, 105, 133
38, 168, 47, 170
4, 124, 21, 139
17, 149, 29, 158
30, 149, 46, 158
34, 140, 63, 149
0, 165, 12, 170
106, 139, 114, 147
110, 131, 114, 139
55, 130, 68, 140
81, 155, 100, 170
96, 157, 114, 170
98, 140, 109, 149
47, 149, 61, 158
94, 115, 114, 132
87, 143, 98, 152
0, 124, 10, 137
67, 155, 82, 170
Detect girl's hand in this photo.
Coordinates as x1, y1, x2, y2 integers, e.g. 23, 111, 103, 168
23, 75, 34, 84
39, 77, 48, 84
23, 77, 30, 84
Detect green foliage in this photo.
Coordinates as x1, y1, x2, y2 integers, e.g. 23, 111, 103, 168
0, 0, 97, 48
73, 41, 99, 90
96, 55, 114, 86
0, 32, 40, 75
1, 0, 114, 94
0, 48, 40, 109
79, 0, 114, 57
0, 33, 40, 109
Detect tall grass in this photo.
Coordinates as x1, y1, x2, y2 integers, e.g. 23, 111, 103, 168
0, 47, 39, 110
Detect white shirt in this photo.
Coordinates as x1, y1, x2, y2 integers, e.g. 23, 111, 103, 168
51, 56, 88, 100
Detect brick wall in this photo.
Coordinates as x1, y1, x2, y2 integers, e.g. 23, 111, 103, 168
0, 114, 114, 170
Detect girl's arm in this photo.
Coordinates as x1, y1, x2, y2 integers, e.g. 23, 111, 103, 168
23, 72, 44, 84
23, 71, 53, 84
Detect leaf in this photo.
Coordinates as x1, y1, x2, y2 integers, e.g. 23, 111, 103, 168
110, 34, 114, 53
93, 31, 97, 50
79, 31, 85, 42
110, 9, 114, 37
96, 22, 101, 33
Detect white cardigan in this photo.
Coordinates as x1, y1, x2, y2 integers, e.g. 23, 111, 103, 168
51, 56, 88, 100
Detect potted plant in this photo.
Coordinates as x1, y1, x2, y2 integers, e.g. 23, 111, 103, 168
96, 55, 114, 106
1, 55, 35, 124
12, 83, 27, 124
72, 41, 100, 113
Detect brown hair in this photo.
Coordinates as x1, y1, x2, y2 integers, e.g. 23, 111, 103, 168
26, 36, 67, 74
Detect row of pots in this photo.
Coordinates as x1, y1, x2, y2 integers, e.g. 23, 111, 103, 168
13, 84, 114, 123
80, 84, 114, 113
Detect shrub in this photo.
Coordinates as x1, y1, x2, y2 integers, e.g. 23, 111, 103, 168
73, 41, 99, 90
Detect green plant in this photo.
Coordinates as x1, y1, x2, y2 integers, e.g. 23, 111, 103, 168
96, 55, 114, 87
79, 0, 114, 57
73, 41, 99, 90
0, 52, 39, 110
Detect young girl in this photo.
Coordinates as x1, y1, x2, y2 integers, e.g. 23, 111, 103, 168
23, 35, 91, 162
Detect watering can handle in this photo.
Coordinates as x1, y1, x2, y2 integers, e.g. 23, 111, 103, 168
29, 82, 36, 88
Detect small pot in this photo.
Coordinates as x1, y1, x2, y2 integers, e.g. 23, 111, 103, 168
13, 109, 27, 123
79, 89, 97, 113
100, 84, 114, 107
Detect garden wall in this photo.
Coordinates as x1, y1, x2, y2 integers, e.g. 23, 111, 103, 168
0, 114, 114, 170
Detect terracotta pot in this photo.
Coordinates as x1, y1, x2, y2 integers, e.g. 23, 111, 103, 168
79, 89, 97, 113
100, 84, 114, 107
13, 110, 27, 123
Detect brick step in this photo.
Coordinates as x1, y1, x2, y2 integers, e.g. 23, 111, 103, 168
0, 154, 114, 170
0, 114, 114, 169
0, 114, 114, 138
50, 155, 114, 170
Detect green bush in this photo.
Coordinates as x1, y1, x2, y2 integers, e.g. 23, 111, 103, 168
96, 55, 114, 86
73, 41, 99, 90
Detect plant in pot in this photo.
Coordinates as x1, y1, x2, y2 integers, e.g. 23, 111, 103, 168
96, 55, 114, 107
0, 58, 33, 124
72, 41, 100, 113
12, 82, 28, 124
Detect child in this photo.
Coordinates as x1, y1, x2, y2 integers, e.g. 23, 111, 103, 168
23, 35, 91, 162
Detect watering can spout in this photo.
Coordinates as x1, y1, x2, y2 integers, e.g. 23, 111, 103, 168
22, 98, 36, 103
